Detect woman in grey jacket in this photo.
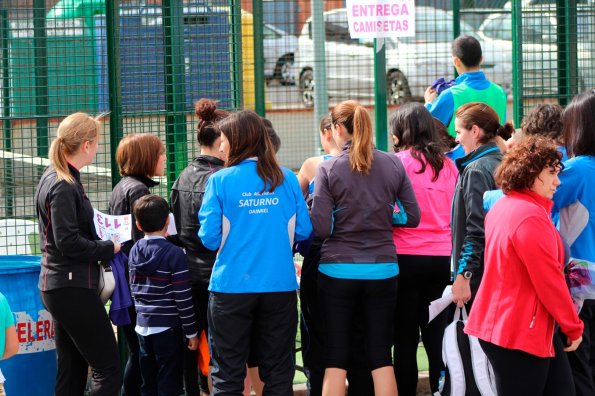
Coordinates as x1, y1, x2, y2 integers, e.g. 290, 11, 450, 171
450, 102, 513, 308
310, 100, 420, 396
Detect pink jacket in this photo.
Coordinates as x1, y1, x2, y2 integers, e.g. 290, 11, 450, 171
392, 150, 457, 256
465, 190, 583, 357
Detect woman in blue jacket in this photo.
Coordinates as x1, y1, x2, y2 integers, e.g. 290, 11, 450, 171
198, 110, 312, 395
553, 90, 595, 396
310, 100, 421, 396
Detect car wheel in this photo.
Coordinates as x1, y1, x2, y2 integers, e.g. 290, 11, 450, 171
299, 69, 315, 107
275, 54, 295, 86
387, 70, 411, 105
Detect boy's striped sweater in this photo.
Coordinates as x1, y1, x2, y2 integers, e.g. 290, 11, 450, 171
129, 237, 197, 337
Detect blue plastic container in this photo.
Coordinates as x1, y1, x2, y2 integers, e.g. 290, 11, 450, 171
0, 255, 56, 396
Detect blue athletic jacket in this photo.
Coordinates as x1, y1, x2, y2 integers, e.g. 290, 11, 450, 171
553, 155, 595, 262
198, 159, 312, 293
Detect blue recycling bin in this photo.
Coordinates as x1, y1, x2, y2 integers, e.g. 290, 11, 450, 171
0, 255, 56, 396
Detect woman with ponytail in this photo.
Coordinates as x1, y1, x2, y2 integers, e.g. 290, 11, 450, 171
197, 110, 312, 395
35, 112, 121, 395
310, 100, 420, 396
389, 103, 458, 396
450, 102, 514, 309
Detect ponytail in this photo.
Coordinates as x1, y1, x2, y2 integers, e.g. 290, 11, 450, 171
48, 136, 72, 183
350, 106, 373, 174
331, 101, 374, 174
49, 112, 100, 183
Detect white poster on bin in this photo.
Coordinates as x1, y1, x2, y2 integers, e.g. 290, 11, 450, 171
346, 0, 416, 39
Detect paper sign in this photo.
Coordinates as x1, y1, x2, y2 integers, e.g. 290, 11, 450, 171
167, 213, 177, 236
346, 0, 415, 39
93, 209, 133, 244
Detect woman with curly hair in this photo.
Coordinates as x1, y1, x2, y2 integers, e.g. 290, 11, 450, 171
465, 136, 584, 396
521, 103, 567, 160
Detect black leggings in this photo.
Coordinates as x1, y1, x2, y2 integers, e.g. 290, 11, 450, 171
479, 335, 575, 396
41, 287, 121, 396
393, 255, 450, 395
318, 273, 398, 370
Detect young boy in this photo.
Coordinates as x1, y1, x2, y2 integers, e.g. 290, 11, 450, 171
129, 195, 198, 396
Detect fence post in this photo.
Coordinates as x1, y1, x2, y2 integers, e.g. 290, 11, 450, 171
556, 0, 578, 105
1, 9, 13, 217
311, 0, 328, 154
373, 39, 387, 151
512, 0, 524, 127
252, 0, 265, 116
33, 0, 48, 159
105, 0, 128, 371
162, 0, 188, 189
231, 0, 243, 109
106, 0, 123, 189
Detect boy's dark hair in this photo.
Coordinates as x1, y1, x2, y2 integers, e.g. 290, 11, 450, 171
133, 195, 169, 232
452, 35, 482, 68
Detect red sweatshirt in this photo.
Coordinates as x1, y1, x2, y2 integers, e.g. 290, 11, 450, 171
465, 190, 583, 358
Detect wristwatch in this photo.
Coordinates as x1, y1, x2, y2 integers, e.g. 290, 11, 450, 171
462, 270, 473, 280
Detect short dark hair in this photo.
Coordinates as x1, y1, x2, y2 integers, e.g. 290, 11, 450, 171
452, 35, 482, 68
563, 90, 595, 157
133, 195, 169, 232
521, 103, 564, 145
495, 136, 563, 194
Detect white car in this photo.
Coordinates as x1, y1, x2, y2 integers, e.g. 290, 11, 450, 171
294, 7, 503, 107
263, 24, 298, 85
478, 8, 592, 96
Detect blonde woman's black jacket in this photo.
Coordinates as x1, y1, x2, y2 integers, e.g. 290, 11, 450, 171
35, 164, 114, 291
170, 155, 224, 289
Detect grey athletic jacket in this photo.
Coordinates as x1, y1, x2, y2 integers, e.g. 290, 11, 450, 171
311, 143, 420, 264
451, 142, 502, 291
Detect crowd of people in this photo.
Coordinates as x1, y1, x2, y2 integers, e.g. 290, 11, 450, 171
20, 34, 595, 396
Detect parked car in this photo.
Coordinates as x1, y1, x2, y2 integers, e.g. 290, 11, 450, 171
263, 23, 298, 85
478, 6, 593, 96
294, 7, 504, 107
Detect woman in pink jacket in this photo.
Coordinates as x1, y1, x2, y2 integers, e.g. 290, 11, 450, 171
466, 136, 583, 396
390, 103, 458, 396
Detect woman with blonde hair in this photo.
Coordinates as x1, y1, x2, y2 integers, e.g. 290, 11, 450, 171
35, 112, 121, 395
108, 133, 165, 396
310, 100, 420, 396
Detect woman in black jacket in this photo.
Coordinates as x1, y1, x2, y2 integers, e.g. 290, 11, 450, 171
109, 133, 166, 396
35, 112, 121, 395
170, 98, 228, 395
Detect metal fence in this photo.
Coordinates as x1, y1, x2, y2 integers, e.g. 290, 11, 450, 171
0, 0, 593, 254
